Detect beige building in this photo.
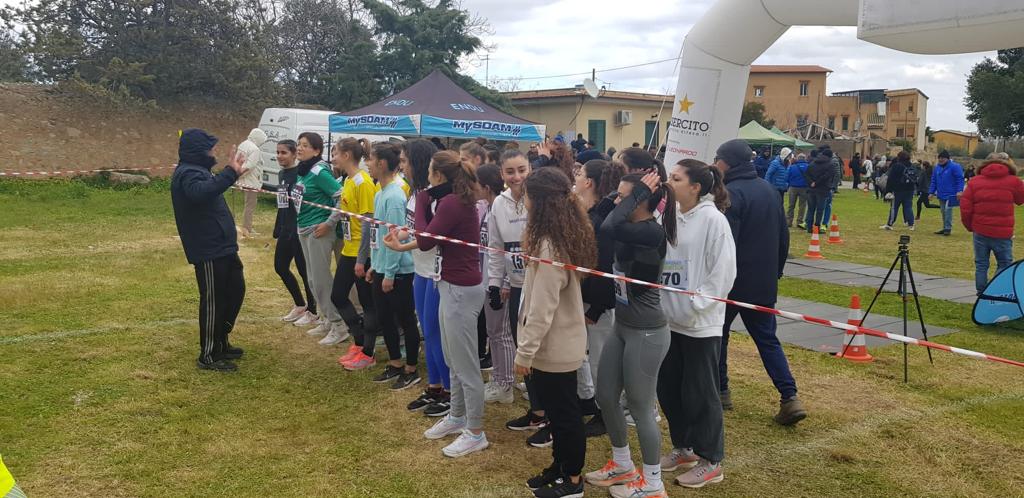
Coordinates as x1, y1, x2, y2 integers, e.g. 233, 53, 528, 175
504, 88, 673, 152
745, 65, 929, 151
933, 129, 981, 155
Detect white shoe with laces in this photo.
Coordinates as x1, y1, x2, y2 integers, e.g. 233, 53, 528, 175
294, 311, 318, 327
424, 414, 466, 440
306, 320, 330, 337
483, 383, 514, 404
282, 306, 306, 322
318, 324, 350, 345
441, 429, 489, 458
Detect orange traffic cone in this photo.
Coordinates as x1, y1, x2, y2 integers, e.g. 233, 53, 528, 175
837, 294, 873, 362
804, 225, 825, 259
827, 214, 844, 244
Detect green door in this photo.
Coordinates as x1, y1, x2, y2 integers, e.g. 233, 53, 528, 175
645, 121, 660, 148
588, 120, 606, 153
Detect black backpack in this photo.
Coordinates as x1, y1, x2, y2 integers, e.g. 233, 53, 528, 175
902, 163, 919, 186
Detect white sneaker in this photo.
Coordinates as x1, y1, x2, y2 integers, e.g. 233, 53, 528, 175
281, 306, 306, 322
424, 414, 466, 440
441, 429, 489, 458
879, 224, 892, 230
318, 324, 350, 346
483, 383, 514, 404
293, 311, 317, 327
306, 320, 329, 336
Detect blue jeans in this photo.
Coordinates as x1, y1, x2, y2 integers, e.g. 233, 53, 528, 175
973, 234, 1013, 293
414, 274, 449, 389
719, 304, 798, 400
888, 191, 915, 227
939, 198, 956, 232
822, 192, 834, 227
805, 191, 830, 233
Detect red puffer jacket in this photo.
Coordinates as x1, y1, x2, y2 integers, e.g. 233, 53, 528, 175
960, 160, 1024, 239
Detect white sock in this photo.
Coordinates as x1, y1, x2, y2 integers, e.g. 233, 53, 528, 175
612, 446, 633, 469
643, 463, 663, 489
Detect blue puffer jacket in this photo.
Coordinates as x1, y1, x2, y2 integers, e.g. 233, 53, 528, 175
765, 156, 790, 191
787, 160, 810, 188
929, 160, 965, 202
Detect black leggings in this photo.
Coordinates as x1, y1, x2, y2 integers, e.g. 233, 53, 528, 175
507, 286, 542, 412
274, 235, 315, 313
331, 255, 376, 347
368, 272, 420, 365
916, 191, 939, 218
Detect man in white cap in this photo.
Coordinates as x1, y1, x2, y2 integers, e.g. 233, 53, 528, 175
765, 147, 793, 202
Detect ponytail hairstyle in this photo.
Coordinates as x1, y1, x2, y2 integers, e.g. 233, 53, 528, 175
677, 159, 730, 212
403, 138, 437, 190
500, 148, 526, 165
620, 173, 677, 245
618, 147, 655, 173
459, 142, 487, 165
277, 139, 297, 154
431, 150, 478, 206
335, 137, 365, 164
476, 163, 504, 198
523, 168, 597, 272
583, 159, 627, 199
372, 142, 402, 173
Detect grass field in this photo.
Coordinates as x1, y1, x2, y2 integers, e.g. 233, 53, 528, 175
1, 178, 1023, 497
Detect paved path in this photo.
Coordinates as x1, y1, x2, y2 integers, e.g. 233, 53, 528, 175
733, 296, 955, 354
784, 258, 979, 304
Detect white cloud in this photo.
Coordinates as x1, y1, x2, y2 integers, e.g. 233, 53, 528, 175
470, 2, 995, 132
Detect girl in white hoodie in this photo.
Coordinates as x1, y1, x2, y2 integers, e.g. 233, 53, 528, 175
657, 159, 736, 489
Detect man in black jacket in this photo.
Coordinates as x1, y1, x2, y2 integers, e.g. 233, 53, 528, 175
713, 139, 806, 426
171, 128, 248, 372
805, 149, 837, 233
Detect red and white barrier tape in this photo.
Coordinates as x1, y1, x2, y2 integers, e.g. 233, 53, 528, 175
0, 165, 177, 176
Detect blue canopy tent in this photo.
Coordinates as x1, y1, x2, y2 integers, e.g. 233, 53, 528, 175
329, 70, 545, 142
973, 259, 1024, 325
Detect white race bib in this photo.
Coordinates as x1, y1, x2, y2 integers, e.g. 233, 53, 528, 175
369, 224, 379, 250
292, 183, 305, 213
340, 216, 352, 241
276, 189, 289, 208
432, 247, 443, 282
613, 266, 629, 306
506, 242, 525, 273
661, 259, 688, 289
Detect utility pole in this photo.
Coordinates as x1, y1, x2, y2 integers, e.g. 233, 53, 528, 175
482, 54, 490, 88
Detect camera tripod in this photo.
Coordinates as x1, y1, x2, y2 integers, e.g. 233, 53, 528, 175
851, 235, 933, 383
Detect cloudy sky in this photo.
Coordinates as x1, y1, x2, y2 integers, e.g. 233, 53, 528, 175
465, 0, 995, 132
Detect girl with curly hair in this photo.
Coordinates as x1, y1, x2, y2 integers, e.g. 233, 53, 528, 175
516, 167, 597, 496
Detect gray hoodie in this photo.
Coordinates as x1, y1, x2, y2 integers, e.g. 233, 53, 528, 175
486, 189, 528, 289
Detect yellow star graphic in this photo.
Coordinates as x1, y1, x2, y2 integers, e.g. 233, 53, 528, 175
678, 95, 694, 113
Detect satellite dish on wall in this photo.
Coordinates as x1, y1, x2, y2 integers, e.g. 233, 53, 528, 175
583, 78, 600, 99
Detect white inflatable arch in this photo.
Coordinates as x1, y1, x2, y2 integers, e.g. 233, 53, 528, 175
664, 0, 1024, 166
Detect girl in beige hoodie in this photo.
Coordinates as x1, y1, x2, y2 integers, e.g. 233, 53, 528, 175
516, 168, 597, 497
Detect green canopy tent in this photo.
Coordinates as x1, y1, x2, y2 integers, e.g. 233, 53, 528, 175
738, 120, 784, 146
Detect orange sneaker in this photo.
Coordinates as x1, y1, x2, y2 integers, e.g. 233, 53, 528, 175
585, 460, 640, 487
338, 344, 361, 365
343, 351, 376, 371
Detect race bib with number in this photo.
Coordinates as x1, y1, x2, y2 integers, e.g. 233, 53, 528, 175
661, 259, 688, 290
406, 207, 416, 229
432, 247, 443, 281
292, 183, 305, 213
505, 242, 525, 273
276, 189, 289, 208
369, 224, 379, 250
480, 219, 489, 251
340, 215, 352, 241
613, 266, 630, 306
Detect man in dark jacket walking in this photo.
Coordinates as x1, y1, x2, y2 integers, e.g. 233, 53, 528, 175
171, 128, 248, 372
805, 149, 836, 233
713, 139, 805, 426
881, 151, 918, 230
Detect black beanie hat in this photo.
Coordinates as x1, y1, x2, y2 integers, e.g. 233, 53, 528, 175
938, 150, 950, 159
715, 139, 753, 168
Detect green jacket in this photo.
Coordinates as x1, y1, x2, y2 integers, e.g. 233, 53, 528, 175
295, 161, 341, 229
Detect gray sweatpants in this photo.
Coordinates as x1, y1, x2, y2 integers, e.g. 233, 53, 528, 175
438, 280, 486, 430
298, 229, 342, 324
577, 307, 615, 400
596, 321, 671, 466
485, 301, 515, 388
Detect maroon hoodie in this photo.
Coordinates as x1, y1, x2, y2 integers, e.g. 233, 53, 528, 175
416, 188, 482, 286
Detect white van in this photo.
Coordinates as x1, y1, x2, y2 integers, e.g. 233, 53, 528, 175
257, 108, 398, 184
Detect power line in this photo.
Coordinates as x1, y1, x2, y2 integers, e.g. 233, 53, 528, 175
489, 56, 682, 82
